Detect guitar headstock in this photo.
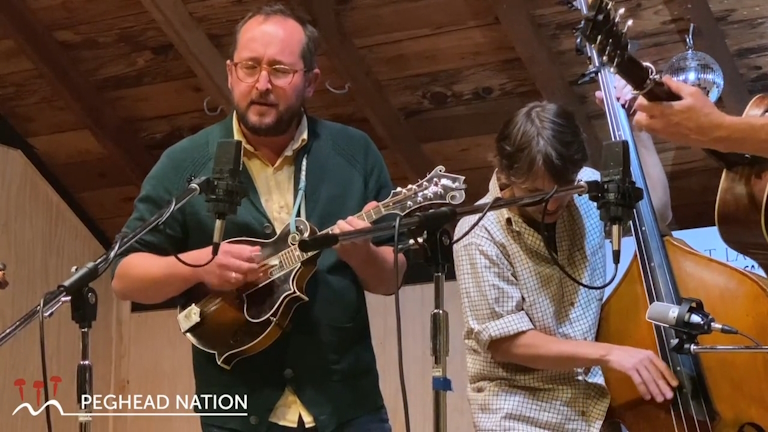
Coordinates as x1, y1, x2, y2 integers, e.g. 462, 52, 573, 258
381, 166, 467, 216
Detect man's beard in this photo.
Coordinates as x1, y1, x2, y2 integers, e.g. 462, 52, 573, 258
236, 97, 304, 137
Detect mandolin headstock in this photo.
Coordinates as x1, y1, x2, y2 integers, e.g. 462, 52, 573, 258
380, 166, 467, 216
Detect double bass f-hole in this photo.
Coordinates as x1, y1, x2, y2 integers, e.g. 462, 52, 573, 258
738, 423, 766, 432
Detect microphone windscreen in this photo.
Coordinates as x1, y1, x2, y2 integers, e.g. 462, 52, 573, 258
645, 302, 677, 326
212, 139, 243, 180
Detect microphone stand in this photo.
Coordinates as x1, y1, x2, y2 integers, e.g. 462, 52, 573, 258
670, 331, 768, 355
298, 181, 595, 432
0, 176, 213, 432
688, 345, 768, 353
662, 298, 768, 356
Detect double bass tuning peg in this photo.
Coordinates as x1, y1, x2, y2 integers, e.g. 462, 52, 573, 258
556, 0, 578, 10
576, 67, 600, 86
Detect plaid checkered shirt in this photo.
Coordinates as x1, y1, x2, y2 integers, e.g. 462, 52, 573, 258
453, 167, 610, 432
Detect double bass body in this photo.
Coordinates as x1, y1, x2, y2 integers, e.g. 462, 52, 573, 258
599, 235, 768, 431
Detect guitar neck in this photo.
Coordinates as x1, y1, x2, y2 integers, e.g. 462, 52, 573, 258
614, 53, 764, 170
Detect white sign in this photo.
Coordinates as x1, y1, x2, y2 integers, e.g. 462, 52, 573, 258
603, 225, 765, 299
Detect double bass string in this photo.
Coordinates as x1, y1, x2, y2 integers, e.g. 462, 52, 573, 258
599, 70, 685, 431
571, 0, 717, 428
598, 69, 713, 432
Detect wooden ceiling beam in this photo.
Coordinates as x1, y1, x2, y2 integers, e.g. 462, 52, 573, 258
138, 0, 231, 111
488, 0, 604, 166
304, 0, 437, 183
662, 0, 752, 114
0, 0, 154, 186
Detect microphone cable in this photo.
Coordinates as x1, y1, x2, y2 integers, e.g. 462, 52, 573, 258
389, 196, 501, 432
34, 234, 129, 432
538, 188, 619, 290
391, 214, 410, 432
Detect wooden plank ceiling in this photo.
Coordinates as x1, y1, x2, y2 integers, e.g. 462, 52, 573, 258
0, 0, 767, 244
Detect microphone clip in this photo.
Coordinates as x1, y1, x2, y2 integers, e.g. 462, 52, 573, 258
587, 139, 645, 228
668, 297, 713, 354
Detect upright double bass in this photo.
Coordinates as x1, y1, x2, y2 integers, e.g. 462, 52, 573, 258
574, 1, 768, 431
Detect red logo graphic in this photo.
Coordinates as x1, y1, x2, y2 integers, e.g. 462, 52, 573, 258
13, 377, 62, 406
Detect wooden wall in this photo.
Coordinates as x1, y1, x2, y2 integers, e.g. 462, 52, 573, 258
0, 144, 119, 431
0, 143, 474, 431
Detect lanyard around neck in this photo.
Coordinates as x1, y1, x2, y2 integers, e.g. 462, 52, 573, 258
289, 154, 307, 234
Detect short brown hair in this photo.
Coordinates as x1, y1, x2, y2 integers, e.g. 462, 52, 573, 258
494, 101, 589, 187
230, 2, 319, 70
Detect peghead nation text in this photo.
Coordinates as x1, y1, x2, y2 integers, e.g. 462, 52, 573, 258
79, 394, 247, 411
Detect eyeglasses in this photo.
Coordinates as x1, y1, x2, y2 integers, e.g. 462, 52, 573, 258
231, 61, 304, 87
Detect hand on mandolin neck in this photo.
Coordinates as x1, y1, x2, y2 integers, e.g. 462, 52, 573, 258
331, 200, 407, 296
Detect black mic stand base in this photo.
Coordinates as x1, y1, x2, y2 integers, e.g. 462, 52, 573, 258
421, 227, 454, 432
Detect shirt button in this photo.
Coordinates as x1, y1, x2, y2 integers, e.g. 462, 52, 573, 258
249, 415, 259, 425
284, 368, 294, 379
263, 223, 273, 234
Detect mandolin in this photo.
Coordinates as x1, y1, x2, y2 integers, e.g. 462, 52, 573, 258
176, 166, 467, 369
577, 0, 768, 270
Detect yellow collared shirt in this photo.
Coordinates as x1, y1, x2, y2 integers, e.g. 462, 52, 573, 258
232, 114, 315, 428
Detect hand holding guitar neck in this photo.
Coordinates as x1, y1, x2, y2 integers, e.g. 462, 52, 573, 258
633, 75, 725, 147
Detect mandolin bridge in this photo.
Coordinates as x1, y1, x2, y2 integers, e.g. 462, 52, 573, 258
177, 304, 201, 333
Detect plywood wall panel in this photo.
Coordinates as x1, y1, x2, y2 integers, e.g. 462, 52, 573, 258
0, 144, 118, 431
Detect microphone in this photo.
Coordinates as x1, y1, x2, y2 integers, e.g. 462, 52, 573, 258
206, 139, 248, 256
646, 299, 739, 336
590, 139, 644, 265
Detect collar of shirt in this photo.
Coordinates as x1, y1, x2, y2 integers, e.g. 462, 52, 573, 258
232, 112, 309, 165
487, 170, 524, 233
488, 170, 577, 235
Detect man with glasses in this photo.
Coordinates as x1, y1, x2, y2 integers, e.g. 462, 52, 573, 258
110, 3, 405, 432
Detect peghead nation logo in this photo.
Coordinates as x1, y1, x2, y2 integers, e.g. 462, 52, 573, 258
11, 377, 248, 417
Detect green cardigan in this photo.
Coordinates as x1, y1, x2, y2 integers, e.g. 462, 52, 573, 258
113, 114, 397, 431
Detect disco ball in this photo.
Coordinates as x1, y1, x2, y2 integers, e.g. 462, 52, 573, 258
662, 27, 724, 102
